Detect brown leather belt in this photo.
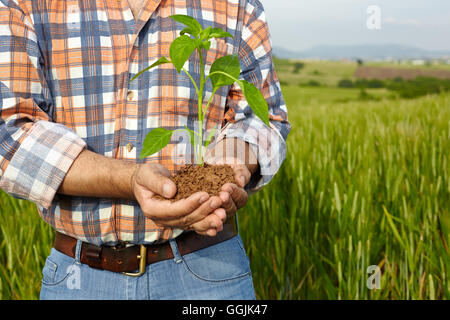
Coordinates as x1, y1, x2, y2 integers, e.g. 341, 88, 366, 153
54, 218, 237, 276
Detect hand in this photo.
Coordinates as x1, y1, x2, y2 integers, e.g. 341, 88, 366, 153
207, 163, 251, 228
131, 163, 227, 236
205, 138, 258, 224
219, 164, 251, 218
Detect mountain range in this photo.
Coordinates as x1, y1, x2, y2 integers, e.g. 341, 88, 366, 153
273, 44, 450, 60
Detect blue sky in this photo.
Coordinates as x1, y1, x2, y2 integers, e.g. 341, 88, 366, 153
262, 0, 450, 51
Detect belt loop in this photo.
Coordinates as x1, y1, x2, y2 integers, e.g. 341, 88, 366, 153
169, 239, 182, 264
74, 240, 83, 264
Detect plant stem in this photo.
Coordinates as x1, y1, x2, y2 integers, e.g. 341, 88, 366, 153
197, 48, 206, 165
202, 87, 218, 127
180, 66, 203, 164
181, 67, 200, 95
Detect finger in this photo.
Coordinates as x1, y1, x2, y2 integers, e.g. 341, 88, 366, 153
142, 191, 209, 221
138, 164, 177, 199
205, 228, 218, 237
188, 209, 225, 233
218, 190, 237, 217
213, 207, 227, 223
148, 195, 223, 228
232, 165, 251, 188
175, 196, 223, 228
194, 227, 219, 237
222, 183, 248, 209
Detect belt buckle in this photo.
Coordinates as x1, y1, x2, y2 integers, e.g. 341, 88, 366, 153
122, 244, 147, 277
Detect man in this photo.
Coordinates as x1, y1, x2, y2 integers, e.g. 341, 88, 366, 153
0, 0, 290, 299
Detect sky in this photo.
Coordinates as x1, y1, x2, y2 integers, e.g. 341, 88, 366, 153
261, 0, 450, 52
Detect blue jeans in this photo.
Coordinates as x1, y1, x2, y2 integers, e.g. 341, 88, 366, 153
39, 234, 256, 300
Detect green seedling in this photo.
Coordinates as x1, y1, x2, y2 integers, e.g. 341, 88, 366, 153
131, 15, 269, 165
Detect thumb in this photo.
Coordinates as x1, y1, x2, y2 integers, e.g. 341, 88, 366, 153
141, 164, 177, 199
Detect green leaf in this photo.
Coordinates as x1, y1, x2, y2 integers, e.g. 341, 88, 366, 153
238, 80, 270, 126
139, 128, 174, 159
201, 41, 211, 51
200, 26, 212, 40
210, 28, 233, 39
130, 57, 170, 82
439, 212, 450, 238
180, 27, 194, 36
204, 126, 217, 147
170, 15, 203, 37
209, 55, 240, 90
383, 206, 407, 250
169, 35, 198, 73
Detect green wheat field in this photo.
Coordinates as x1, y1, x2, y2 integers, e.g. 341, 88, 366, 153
1, 60, 449, 299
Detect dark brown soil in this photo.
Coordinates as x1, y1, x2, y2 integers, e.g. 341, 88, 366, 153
157, 164, 236, 201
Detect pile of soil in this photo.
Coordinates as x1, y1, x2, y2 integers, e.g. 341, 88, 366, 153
161, 164, 236, 201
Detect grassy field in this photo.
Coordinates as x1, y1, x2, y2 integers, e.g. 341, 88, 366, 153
274, 58, 358, 87
240, 92, 450, 299
365, 61, 450, 71
0, 60, 449, 299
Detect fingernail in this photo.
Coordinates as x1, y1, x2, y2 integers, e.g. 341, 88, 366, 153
163, 184, 172, 198
199, 195, 209, 204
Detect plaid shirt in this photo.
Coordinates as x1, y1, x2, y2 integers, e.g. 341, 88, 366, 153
0, 0, 290, 245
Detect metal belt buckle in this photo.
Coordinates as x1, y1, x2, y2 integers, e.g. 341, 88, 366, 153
122, 245, 147, 277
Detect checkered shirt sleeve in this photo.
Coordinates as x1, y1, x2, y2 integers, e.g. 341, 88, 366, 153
0, 3, 86, 209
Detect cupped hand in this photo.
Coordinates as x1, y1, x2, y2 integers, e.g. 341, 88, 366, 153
215, 164, 251, 223
204, 138, 257, 224
131, 163, 227, 236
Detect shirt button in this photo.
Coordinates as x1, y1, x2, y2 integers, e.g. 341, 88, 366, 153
126, 143, 134, 153
127, 90, 135, 101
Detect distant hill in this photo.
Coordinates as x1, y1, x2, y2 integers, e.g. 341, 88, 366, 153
273, 44, 450, 60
